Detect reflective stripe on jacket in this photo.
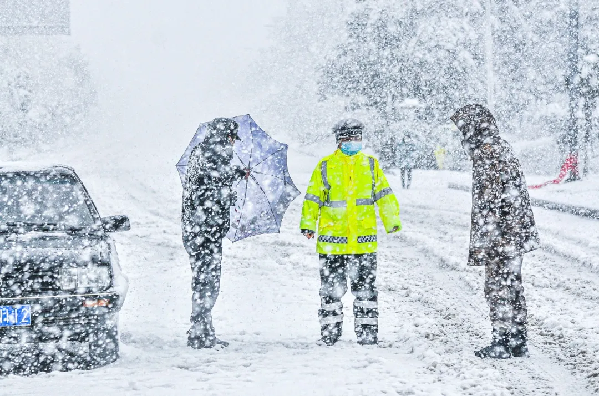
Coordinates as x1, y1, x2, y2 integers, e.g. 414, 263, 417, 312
300, 150, 402, 255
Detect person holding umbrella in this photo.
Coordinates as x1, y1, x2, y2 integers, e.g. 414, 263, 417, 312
300, 119, 402, 346
181, 117, 248, 349
450, 104, 539, 359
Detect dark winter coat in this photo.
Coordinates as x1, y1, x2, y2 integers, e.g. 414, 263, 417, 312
181, 127, 245, 255
396, 139, 417, 169
451, 104, 540, 266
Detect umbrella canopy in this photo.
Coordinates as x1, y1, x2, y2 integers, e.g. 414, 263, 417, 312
176, 114, 301, 242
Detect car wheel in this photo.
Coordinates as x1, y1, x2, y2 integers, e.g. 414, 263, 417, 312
88, 322, 119, 368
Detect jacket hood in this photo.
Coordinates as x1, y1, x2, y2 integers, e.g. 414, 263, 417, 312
199, 123, 236, 172
207, 118, 240, 141
450, 104, 500, 149
203, 124, 232, 147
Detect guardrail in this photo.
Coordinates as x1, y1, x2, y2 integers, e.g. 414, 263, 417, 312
448, 183, 599, 220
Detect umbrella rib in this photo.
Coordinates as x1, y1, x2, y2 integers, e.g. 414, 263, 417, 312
248, 123, 255, 169
250, 171, 286, 182
248, 147, 285, 170
248, 173, 280, 228
234, 151, 248, 169
233, 178, 245, 188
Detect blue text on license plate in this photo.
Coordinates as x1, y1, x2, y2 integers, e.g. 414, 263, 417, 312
0, 305, 31, 327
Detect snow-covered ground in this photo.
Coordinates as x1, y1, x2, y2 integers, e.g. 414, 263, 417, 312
527, 177, 599, 210
5, 138, 599, 395
439, 168, 599, 210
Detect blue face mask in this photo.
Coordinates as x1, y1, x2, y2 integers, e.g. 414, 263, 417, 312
340, 141, 362, 156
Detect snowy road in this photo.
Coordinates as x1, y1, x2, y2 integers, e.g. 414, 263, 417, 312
6, 142, 599, 395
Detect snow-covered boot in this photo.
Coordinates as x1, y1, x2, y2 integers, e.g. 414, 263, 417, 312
212, 338, 230, 348
475, 332, 511, 359
356, 325, 378, 346
187, 317, 228, 349
475, 343, 511, 359
510, 343, 528, 358
510, 327, 529, 358
188, 336, 229, 349
188, 332, 229, 349
187, 321, 210, 349
318, 323, 342, 346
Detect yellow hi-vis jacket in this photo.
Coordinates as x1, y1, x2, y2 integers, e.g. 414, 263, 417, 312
300, 149, 402, 255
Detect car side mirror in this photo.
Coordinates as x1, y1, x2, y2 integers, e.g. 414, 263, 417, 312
101, 215, 131, 233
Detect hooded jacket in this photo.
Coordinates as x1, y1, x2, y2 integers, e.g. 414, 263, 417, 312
181, 126, 245, 254
451, 104, 540, 265
396, 137, 417, 169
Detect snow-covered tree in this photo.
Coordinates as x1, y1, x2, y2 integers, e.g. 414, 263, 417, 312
319, 1, 486, 126
251, 0, 598, 173
0, 38, 96, 157
245, 0, 345, 143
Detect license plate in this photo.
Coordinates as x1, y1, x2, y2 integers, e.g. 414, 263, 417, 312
0, 305, 31, 327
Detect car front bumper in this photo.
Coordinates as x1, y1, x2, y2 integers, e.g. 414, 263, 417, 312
0, 292, 122, 344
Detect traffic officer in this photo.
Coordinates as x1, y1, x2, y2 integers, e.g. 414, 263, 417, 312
300, 119, 402, 346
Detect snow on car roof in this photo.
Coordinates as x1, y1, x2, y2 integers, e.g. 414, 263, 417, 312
0, 162, 76, 174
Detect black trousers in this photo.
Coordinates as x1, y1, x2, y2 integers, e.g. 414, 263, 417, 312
400, 168, 412, 189
485, 255, 527, 345
189, 234, 223, 335
318, 254, 378, 335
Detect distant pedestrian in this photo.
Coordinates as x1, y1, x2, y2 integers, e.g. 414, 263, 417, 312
396, 134, 417, 189
451, 104, 540, 359
300, 119, 402, 346
181, 117, 248, 349
434, 145, 446, 170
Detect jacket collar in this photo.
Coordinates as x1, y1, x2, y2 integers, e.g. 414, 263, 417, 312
334, 148, 364, 160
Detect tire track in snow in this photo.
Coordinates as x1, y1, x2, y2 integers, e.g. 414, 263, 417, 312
115, 168, 599, 394
98, 171, 460, 395
65, 160, 599, 394
380, 232, 588, 396
395, 203, 598, 394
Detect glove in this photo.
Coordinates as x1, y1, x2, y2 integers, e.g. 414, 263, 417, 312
234, 166, 247, 180
301, 229, 315, 239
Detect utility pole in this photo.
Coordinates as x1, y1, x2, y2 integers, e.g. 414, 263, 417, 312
580, 56, 599, 176
485, 0, 494, 111
565, 0, 581, 181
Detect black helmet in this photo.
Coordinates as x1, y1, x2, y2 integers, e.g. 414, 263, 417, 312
209, 117, 240, 140
332, 118, 364, 142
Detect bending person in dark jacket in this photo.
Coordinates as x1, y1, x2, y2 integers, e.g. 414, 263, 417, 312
451, 104, 540, 359
182, 118, 247, 349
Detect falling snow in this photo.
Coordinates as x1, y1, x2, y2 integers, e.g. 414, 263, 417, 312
0, 1, 598, 395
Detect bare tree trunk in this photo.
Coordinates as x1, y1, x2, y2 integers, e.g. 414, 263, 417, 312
485, 0, 495, 111
566, 0, 581, 181
582, 97, 593, 176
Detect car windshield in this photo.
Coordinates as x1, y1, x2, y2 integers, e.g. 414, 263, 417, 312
0, 171, 95, 229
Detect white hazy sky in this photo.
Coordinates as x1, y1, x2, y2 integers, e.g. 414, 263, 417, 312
70, 0, 286, 144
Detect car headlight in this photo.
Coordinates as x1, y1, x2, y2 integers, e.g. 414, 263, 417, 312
60, 266, 111, 291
